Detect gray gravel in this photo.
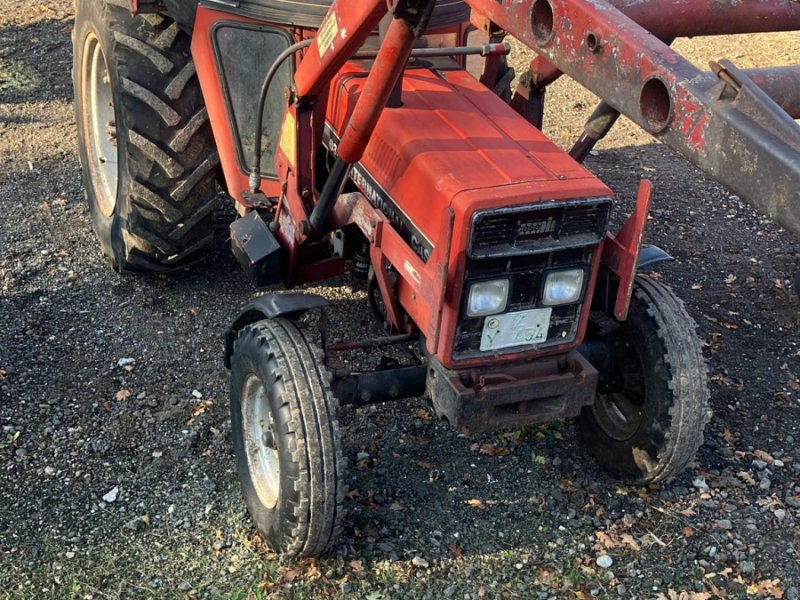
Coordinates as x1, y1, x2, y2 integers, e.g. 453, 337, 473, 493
2, 3, 800, 599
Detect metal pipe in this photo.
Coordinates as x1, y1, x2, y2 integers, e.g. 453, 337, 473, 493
337, 17, 419, 164
608, 0, 800, 38
250, 38, 313, 192
353, 41, 510, 60
743, 66, 800, 120
333, 366, 428, 406
569, 101, 621, 162
327, 333, 418, 352
309, 158, 350, 233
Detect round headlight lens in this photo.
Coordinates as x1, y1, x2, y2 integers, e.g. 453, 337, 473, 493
466, 279, 509, 317
543, 269, 584, 306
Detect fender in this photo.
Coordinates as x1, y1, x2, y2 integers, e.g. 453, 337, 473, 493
637, 244, 673, 269
224, 293, 329, 368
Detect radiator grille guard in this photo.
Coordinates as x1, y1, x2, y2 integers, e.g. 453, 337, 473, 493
454, 198, 612, 360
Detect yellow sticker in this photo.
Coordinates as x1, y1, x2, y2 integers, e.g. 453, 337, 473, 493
279, 111, 296, 169
316, 11, 339, 55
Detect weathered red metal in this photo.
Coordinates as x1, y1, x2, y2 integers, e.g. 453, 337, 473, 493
745, 67, 800, 120
293, 0, 386, 99
607, 0, 800, 38
525, 62, 800, 122
427, 349, 598, 434
337, 18, 417, 164
192, 7, 282, 206
518, 0, 800, 114
568, 66, 800, 164
601, 180, 653, 321
466, 0, 800, 237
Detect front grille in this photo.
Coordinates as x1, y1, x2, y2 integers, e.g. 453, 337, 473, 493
469, 198, 611, 259
454, 198, 610, 360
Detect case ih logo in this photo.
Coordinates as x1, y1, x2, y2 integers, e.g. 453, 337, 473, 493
517, 216, 556, 239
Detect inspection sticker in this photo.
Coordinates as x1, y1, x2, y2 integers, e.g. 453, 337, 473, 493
317, 12, 339, 55
279, 111, 296, 169
480, 308, 552, 351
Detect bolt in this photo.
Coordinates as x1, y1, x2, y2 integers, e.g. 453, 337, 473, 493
586, 32, 601, 53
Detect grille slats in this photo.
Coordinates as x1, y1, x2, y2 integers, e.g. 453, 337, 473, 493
469, 198, 611, 259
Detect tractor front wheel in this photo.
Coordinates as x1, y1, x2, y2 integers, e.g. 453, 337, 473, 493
578, 274, 709, 484
230, 318, 345, 557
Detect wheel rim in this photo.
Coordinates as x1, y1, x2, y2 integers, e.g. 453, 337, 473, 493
242, 374, 280, 509
80, 32, 118, 218
591, 339, 646, 441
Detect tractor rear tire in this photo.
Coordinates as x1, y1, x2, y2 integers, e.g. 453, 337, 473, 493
577, 275, 710, 484
73, 0, 219, 271
230, 318, 345, 558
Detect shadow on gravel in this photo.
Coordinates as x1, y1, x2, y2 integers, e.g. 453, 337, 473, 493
0, 112, 48, 126
0, 16, 75, 104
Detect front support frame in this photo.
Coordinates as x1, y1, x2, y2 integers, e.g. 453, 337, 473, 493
464, 0, 800, 237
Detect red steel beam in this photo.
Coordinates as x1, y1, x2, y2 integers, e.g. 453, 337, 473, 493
523, 0, 800, 95
528, 63, 800, 120
467, 0, 800, 236
746, 67, 800, 120
294, 0, 387, 99
608, 0, 800, 38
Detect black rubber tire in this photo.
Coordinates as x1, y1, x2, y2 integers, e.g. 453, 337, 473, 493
578, 275, 710, 484
73, 0, 220, 271
230, 318, 345, 558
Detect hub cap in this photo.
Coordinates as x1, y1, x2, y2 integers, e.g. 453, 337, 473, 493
242, 374, 280, 508
80, 32, 118, 217
591, 341, 646, 441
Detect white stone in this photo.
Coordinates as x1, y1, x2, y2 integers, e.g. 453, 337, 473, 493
596, 555, 613, 569
102, 486, 119, 503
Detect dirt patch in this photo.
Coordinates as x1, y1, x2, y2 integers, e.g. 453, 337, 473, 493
1, 3, 800, 599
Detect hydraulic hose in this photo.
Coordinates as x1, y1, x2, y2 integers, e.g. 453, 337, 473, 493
250, 38, 314, 193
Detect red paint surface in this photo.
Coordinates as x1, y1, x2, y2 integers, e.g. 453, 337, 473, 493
326, 64, 611, 367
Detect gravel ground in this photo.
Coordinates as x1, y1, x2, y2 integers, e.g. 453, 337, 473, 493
2, 3, 800, 599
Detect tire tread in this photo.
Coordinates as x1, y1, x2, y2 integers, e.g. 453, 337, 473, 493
231, 319, 344, 558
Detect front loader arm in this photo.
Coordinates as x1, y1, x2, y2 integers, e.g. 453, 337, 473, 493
465, 0, 800, 238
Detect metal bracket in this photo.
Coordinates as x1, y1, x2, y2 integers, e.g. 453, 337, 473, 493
601, 179, 653, 321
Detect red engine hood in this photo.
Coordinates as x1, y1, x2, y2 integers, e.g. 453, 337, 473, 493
326, 62, 612, 248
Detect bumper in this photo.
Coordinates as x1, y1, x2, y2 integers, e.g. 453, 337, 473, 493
426, 350, 598, 434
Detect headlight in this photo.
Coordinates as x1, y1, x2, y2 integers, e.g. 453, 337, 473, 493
543, 269, 584, 306
466, 279, 509, 317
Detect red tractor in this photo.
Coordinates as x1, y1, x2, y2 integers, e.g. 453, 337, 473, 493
73, 0, 800, 557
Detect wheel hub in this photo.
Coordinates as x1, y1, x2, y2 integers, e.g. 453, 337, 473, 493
242, 374, 280, 509
590, 339, 646, 441
80, 32, 118, 217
